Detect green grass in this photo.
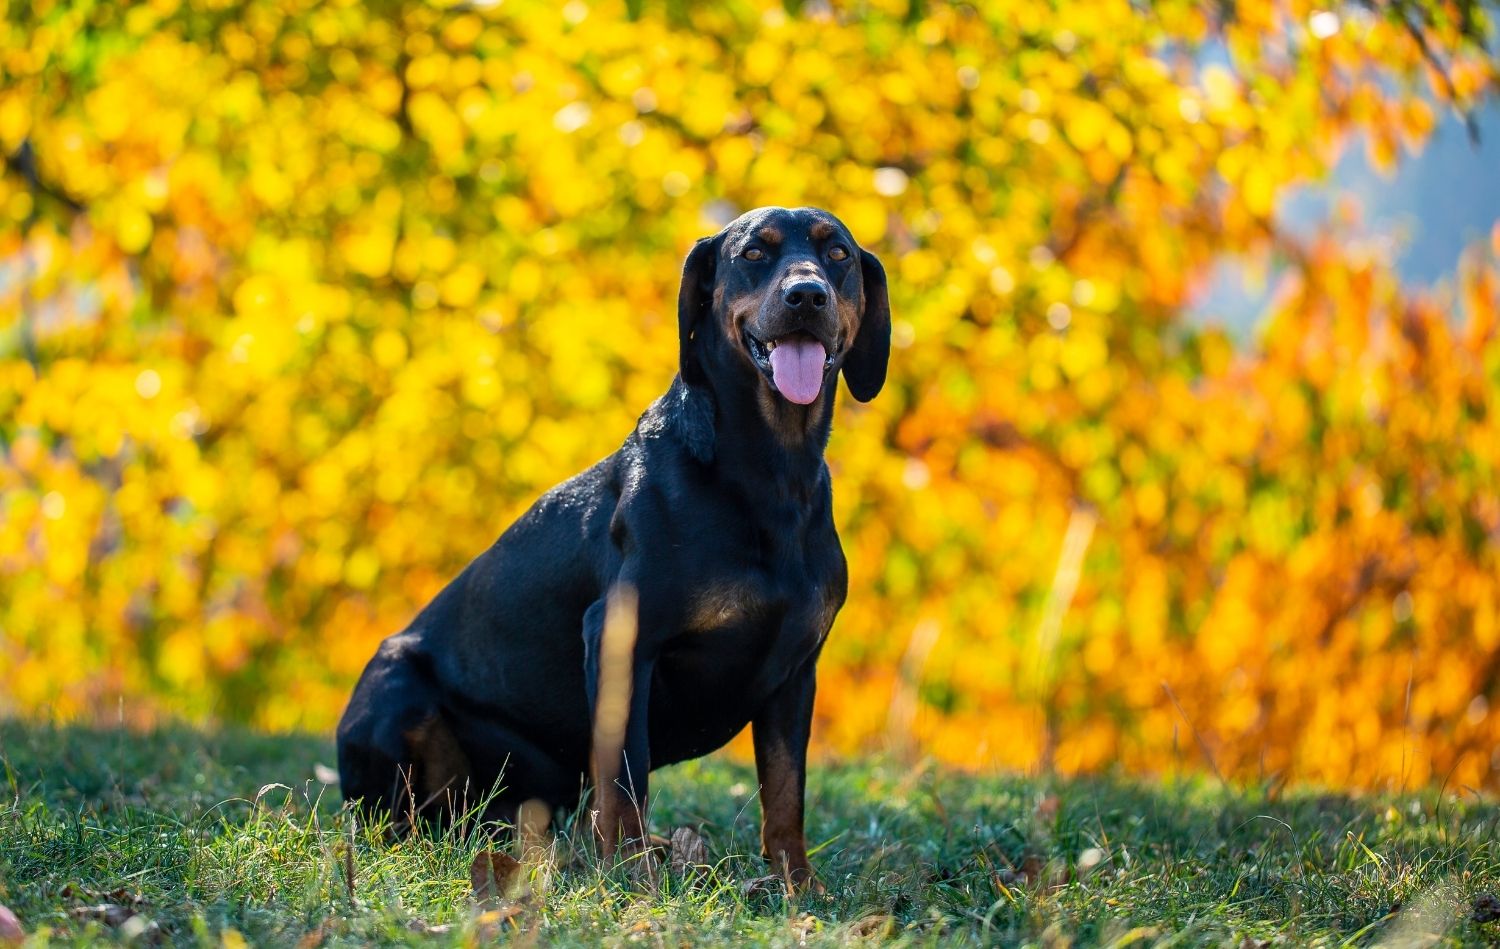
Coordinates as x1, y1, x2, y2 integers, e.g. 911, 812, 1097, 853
1, 721, 1497, 946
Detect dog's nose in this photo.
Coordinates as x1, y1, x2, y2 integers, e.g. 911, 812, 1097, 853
782, 280, 830, 313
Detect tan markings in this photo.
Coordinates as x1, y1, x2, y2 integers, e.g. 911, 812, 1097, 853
808, 220, 835, 239
723, 291, 762, 351
755, 226, 783, 245
756, 386, 793, 443
402, 714, 472, 813
756, 741, 814, 887
591, 781, 649, 858
836, 296, 860, 352
686, 583, 754, 632
725, 290, 760, 323
755, 382, 831, 447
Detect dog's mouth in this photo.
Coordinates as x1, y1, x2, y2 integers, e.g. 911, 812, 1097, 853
745, 330, 837, 405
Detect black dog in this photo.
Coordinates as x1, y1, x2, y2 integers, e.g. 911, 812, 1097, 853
337, 206, 890, 886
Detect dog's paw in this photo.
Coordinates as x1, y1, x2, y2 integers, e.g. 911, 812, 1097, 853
788, 867, 826, 897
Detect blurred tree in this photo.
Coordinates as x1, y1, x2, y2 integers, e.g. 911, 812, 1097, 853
1, 0, 1497, 789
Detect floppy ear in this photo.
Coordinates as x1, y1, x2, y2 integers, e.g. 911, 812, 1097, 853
677, 234, 722, 388
842, 248, 891, 402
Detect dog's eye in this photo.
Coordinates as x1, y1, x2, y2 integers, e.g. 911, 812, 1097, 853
743, 247, 765, 261
828, 245, 850, 261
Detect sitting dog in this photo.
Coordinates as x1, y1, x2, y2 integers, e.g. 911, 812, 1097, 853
337, 206, 890, 886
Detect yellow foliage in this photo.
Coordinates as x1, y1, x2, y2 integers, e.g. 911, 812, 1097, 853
1, 0, 1498, 792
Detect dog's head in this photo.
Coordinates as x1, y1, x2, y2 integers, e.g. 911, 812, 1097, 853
677, 207, 891, 413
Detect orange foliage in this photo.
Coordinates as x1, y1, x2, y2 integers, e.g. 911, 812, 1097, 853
1, 0, 1497, 790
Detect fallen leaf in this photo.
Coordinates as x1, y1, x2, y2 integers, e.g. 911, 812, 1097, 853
849, 914, 893, 937
70, 904, 137, 928
70, 904, 162, 943
0, 905, 23, 945
61, 885, 143, 906
295, 923, 328, 948
313, 763, 340, 785
405, 920, 455, 935
470, 850, 522, 905
1474, 892, 1500, 923
790, 913, 820, 939
668, 826, 707, 876
473, 905, 523, 940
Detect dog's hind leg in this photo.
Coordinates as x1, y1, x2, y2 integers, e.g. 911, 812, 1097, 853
337, 639, 473, 832
400, 712, 474, 827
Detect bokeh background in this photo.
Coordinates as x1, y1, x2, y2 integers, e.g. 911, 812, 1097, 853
3, 0, 1499, 791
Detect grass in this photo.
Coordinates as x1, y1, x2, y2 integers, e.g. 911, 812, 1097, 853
1, 721, 1498, 946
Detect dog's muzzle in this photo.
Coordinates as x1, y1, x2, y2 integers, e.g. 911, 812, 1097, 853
746, 329, 837, 405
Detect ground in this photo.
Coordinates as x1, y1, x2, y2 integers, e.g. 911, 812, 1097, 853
0, 721, 1497, 946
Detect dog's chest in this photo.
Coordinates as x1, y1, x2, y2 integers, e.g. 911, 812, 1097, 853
683, 580, 762, 633
652, 562, 839, 755
683, 570, 835, 634
659, 470, 844, 668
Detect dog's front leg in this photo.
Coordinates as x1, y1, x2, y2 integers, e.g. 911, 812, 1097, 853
752, 657, 823, 892
582, 591, 655, 859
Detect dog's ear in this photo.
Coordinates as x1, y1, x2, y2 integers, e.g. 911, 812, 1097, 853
677, 234, 722, 388
842, 248, 891, 402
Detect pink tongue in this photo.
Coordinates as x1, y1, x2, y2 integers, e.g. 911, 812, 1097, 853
768, 339, 828, 404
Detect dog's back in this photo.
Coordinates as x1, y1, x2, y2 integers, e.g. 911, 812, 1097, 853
337, 207, 889, 885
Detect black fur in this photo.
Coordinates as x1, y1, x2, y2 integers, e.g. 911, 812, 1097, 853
337, 207, 891, 873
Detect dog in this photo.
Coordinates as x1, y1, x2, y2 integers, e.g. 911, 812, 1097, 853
336, 206, 890, 887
